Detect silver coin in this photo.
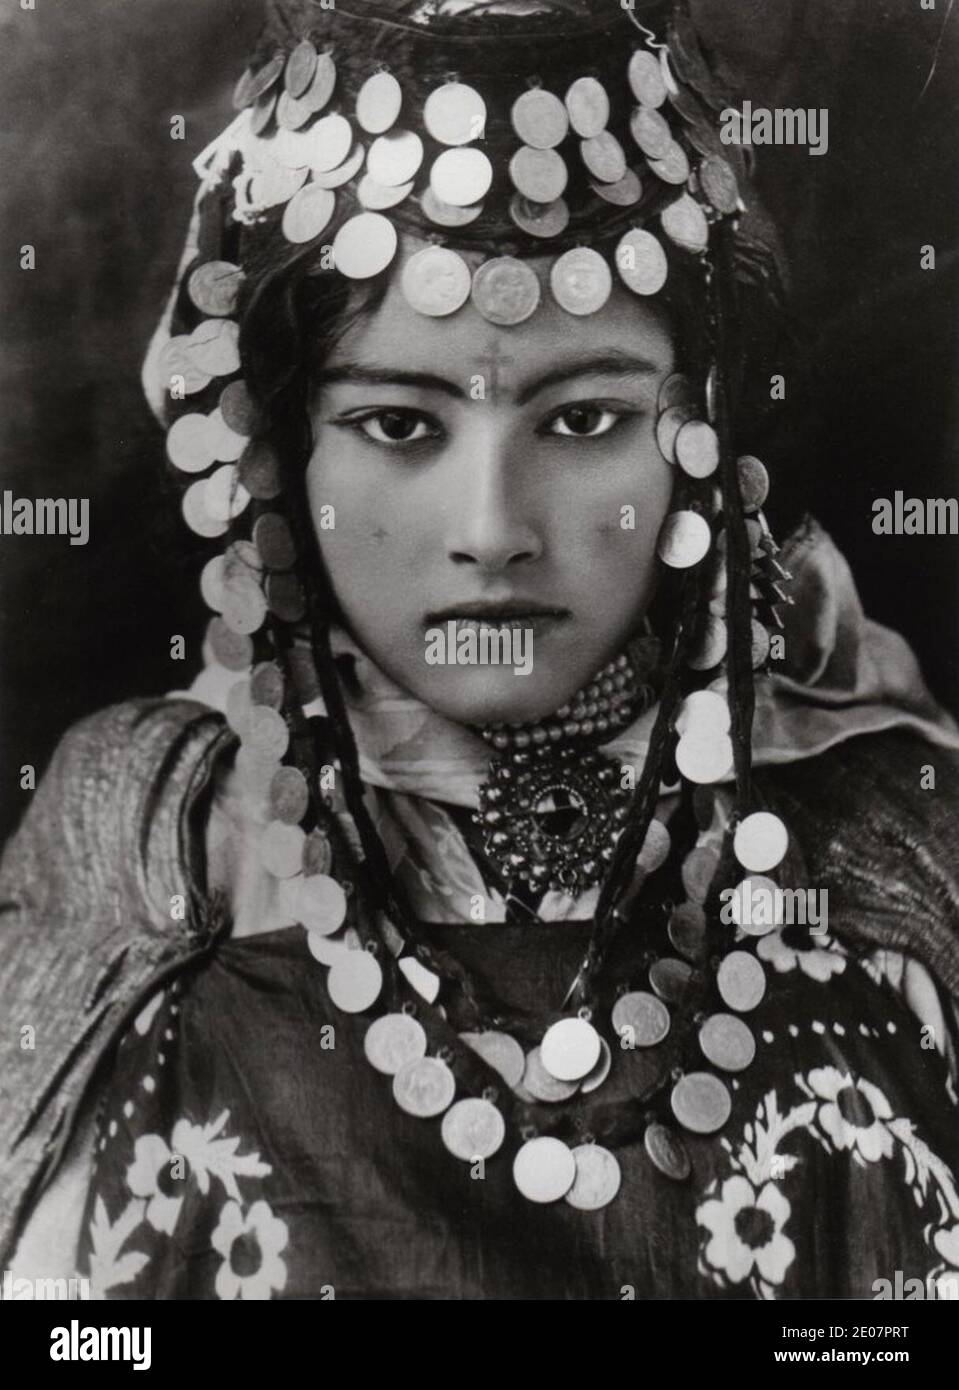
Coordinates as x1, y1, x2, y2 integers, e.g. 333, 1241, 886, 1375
658, 372, 696, 413
511, 87, 569, 149
305, 114, 354, 174
540, 1018, 602, 1082
327, 949, 384, 1014
302, 52, 337, 115
208, 617, 253, 672
250, 90, 278, 137
188, 261, 244, 318
259, 820, 306, 879
266, 572, 305, 624
268, 765, 309, 823
675, 731, 734, 784
392, 1055, 456, 1117
687, 615, 728, 673
550, 247, 612, 316
657, 510, 712, 569
699, 1013, 756, 1073
430, 147, 493, 206
661, 192, 709, 254
253, 512, 296, 570
356, 70, 403, 135
424, 81, 487, 146
167, 413, 214, 474
285, 38, 317, 98
420, 186, 484, 226
737, 455, 770, 512
200, 555, 226, 612
699, 155, 740, 215
188, 319, 241, 377
565, 76, 609, 138
509, 193, 570, 239
220, 572, 266, 635
671, 1071, 732, 1135
637, 817, 671, 873
611, 991, 670, 1047
628, 49, 667, 109
630, 105, 671, 159
509, 146, 568, 204
656, 402, 697, 463
204, 464, 250, 523
332, 213, 398, 280
668, 902, 706, 960
591, 168, 642, 206
282, 183, 336, 244
401, 245, 472, 317
675, 690, 731, 738
649, 957, 693, 1004
471, 257, 541, 326
522, 1046, 579, 1103
580, 131, 627, 184
616, 228, 668, 297
565, 1144, 622, 1211
459, 1031, 526, 1088
367, 129, 424, 187
357, 174, 414, 210
238, 442, 281, 501
224, 679, 253, 740
572, 1039, 609, 1100
398, 955, 441, 1004
363, 1013, 428, 1076
254, 156, 309, 202
220, 381, 261, 437
302, 828, 333, 877
244, 52, 284, 105
245, 705, 289, 761
306, 930, 350, 968
283, 873, 347, 935
313, 143, 365, 190
717, 951, 767, 1013
734, 812, 788, 873
276, 89, 316, 132
682, 846, 720, 903
648, 142, 691, 186
644, 1122, 692, 1181
441, 1098, 505, 1161
513, 1137, 576, 1203
158, 336, 212, 396
675, 420, 719, 479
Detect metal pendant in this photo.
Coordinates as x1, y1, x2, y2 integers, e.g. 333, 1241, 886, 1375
644, 1122, 692, 1181
364, 1013, 428, 1075
513, 1136, 577, 1203
670, 1071, 732, 1135
540, 1018, 602, 1082
565, 1144, 622, 1211
441, 1098, 505, 1160
476, 744, 630, 896
392, 1056, 456, 1117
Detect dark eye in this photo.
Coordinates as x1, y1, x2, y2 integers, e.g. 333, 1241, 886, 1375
547, 405, 622, 438
356, 410, 438, 445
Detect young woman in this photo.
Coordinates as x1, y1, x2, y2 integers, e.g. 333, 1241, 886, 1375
3, 0, 959, 1300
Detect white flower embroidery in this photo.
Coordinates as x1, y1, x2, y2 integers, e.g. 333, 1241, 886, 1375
126, 1135, 184, 1235
212, 1200, 289, 1301
757, 927, 845, 982
698, 1176, 795, 1286
808, 1067, 893, 1163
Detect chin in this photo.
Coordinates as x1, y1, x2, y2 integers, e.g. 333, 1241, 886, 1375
412, 665, 581, 729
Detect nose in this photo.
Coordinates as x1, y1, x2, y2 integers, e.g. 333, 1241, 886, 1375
445, 423, 542, 571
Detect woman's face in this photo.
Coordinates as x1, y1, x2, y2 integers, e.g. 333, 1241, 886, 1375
307, 237, 676, 726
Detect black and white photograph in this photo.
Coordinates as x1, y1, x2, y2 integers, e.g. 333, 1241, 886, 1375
2, 0, 958, 1331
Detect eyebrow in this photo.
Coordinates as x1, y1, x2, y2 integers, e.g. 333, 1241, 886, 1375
316, 351, 662, 407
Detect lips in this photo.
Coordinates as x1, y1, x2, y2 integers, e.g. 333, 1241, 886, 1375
425, 601, 571, 625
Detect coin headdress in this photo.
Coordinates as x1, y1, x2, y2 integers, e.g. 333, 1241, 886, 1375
143, 0, 799, 1190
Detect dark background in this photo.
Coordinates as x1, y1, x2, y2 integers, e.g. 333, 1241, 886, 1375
1, 0, 957, 843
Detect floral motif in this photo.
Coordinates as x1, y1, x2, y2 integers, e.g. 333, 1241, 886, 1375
698, 1176, 795, 1287
212, 1199, 289, 1301
757, 925, 846, 982
807, 1067, 893, 1164
126, 1134, 185, 1235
